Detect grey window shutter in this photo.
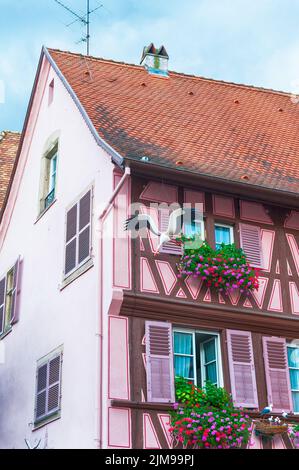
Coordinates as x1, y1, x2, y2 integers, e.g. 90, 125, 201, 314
48, 355, 61, 413
36, 363, 48, 420
79, 190, 91, 230
0, 277, 5, 335
78, 190, 91, 264
145, 321, 175, 403
35, 353, 62, 422
65, 204, 77, 275
11, 257, 22, 325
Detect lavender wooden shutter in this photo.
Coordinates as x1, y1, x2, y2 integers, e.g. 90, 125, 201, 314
0, 277, 5, 335
239, 223, 262, 267
159, 209, 182, 255
11, 257, 22, 325
47, 355, 61, 413
263, 336, 293, 412
36, 363, 48, 421
227, 330, 259, 408
78, 190, 91, 264
145, 321, 175, 403
65, 203, 77, 275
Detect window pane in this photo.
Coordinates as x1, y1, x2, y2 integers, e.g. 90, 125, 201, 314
290, 370, 299, 390
288, 347, 299, 368
174, 356, 194, 379
185, 221, 202, 237
174, 332, 193, 355
215, 225, 231, 249
205, 362, 217, 384
292, 391, 299, 413
203, 339, 216, 363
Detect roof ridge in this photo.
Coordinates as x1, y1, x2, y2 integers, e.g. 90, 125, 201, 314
47, 47, 292, 98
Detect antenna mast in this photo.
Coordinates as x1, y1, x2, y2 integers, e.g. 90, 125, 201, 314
87, 0, 90, 55
54, 0, 103, 55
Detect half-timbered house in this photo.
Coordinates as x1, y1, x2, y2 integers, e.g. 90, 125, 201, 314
0, 44, 299, 449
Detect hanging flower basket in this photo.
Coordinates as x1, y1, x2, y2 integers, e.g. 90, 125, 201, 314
176, 236, 259, 295
255, 419, 288, 438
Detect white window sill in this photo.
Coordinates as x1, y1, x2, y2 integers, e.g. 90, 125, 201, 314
33, 412, 61, 431
0, 326, 12, 341
59, 258, 94, 290
35, 199, 57, 224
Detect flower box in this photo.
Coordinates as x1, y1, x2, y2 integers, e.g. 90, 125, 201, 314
176, 238, 259, 296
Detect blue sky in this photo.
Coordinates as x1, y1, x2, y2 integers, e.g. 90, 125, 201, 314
1, 0, 299, 131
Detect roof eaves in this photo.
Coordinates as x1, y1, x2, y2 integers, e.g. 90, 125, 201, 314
44, 47, 124, 168
127, 157, 299, 209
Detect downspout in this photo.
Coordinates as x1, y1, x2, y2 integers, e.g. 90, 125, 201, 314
95, 166, 131, 448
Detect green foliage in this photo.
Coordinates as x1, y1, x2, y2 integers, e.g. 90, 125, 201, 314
175, 377, 233, 410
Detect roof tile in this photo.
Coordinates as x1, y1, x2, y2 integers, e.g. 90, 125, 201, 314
48, 48, 299, 194
0, 131, 20, 210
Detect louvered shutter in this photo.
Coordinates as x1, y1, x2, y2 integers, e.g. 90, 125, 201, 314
145, 321, 175, 403
65, 204, 77, 275
262, 336, 293, 412
159, 209, 182, 255
227, 330, 259, 408
78, 190, 91, 264
239, 223, 262, 267
11, 257, 22, 325
35, 353, 62, 422
0, 277, 5, 335
36, 363, 48, 421
48, 355, 61, 413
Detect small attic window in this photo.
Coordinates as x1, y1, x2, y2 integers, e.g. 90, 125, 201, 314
48, 79, 54, 105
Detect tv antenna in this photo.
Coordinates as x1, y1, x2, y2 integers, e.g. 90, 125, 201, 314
54, 0, 104, 55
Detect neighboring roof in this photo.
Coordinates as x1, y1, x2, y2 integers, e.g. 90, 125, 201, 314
0, 131, 20, 210
47, 48, 299, 196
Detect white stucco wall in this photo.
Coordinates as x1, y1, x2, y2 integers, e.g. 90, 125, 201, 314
0, 57, 115, 449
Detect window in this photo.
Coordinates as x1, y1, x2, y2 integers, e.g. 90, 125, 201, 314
158, 208, 183, 255
64, 189, 92, 277
4, 269, 14, 327
288, 345, 299, 413
35, 348, 63, 425
0, 258, 21, 336
184, 218, 205, 239
215, 223, 234, 249
39, 143, 58, 213
158, 208, 204, 255
173, 329, 222, 387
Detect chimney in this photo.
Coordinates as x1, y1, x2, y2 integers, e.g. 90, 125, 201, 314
140, 43, 169, 77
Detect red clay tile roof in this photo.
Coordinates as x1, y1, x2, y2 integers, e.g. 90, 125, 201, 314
48, 48, 299, 194
0, 131, 20, 210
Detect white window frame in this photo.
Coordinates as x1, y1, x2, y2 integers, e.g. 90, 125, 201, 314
173, 328, 223, 388
200, 337, 219, 386
63, 185, 93, 279
48, 152, 57, 194
287, 344, 299, 414
214, 223, 234, 249
173, 329, 197, 384
0, 261, 17, 337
